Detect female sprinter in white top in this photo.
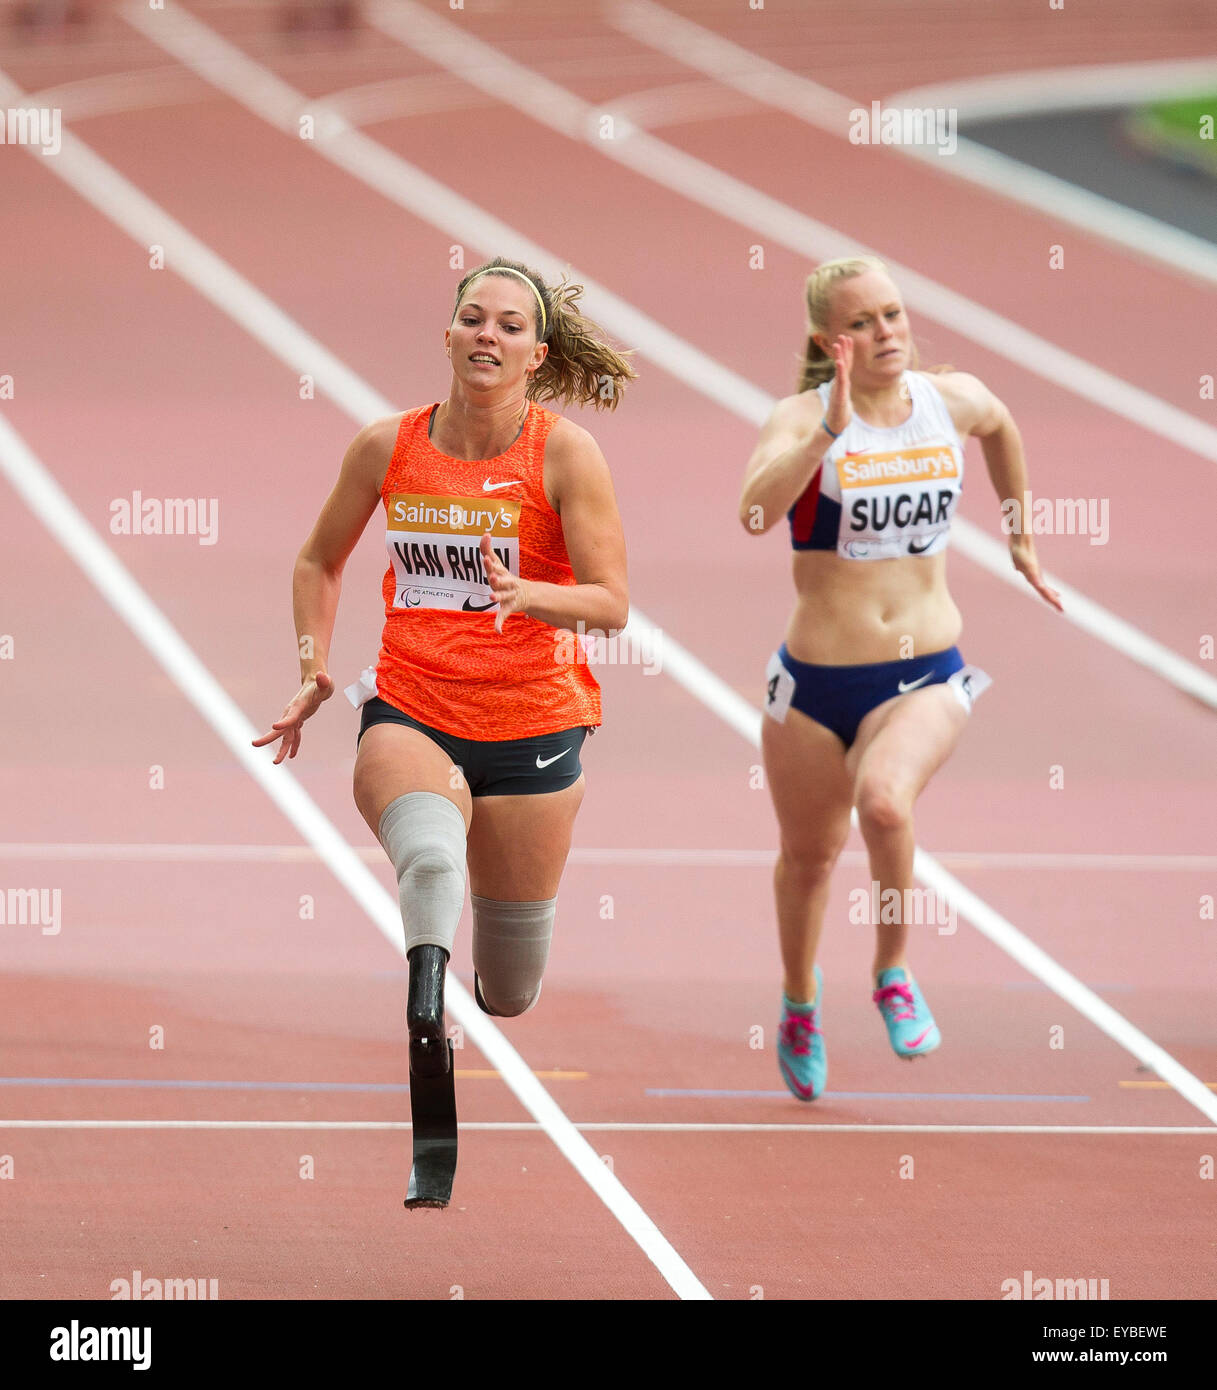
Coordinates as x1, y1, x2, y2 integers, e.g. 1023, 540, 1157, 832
739, 255, 1062, 1101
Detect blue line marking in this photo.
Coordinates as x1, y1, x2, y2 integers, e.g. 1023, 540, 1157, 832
0, 1079, 1091, 1102
645, 1089, 1091, 1102
0, 1077, 408, 1092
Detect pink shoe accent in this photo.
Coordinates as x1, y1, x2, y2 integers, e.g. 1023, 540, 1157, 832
905, 1026, 935, 1049
778, 1057, 817, 1099
778, 1011, 819, 1056
872, 982, 914, 1020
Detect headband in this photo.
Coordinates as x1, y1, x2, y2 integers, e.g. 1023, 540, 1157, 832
462, 267, 547, 337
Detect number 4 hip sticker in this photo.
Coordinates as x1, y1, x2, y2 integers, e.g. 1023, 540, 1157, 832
764, 651, 796, 723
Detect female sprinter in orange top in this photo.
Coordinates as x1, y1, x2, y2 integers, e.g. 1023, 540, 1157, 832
739, 255, 1062, 1101
254, 257, 633, 1200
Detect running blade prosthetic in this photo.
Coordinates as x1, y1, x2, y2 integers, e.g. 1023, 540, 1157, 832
404, 944, 457, 1208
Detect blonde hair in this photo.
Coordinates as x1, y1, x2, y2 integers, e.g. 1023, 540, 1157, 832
796, 255, 948, 392
452, 257, 637, 411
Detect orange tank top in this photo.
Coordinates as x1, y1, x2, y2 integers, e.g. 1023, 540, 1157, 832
374, 401, 602, 740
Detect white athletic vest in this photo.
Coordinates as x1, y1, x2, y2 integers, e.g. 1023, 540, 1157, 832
788, 371, 965, 560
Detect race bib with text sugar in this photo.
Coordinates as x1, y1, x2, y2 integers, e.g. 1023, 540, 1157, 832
835, 444, 960, 559
385, 493, 520, 614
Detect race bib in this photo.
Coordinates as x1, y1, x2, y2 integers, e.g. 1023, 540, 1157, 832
947, 663, 992, 713
385, 493, 519, 614
764, 650, 796, 723
836, 443, 961, 559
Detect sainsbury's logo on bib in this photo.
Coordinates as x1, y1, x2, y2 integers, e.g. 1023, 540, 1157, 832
388, 493, 519, 536
838, 445, 959, 489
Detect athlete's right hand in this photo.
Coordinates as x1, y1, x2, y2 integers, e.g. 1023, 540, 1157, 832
252, 671, 335, 764
821, 334, 853, 439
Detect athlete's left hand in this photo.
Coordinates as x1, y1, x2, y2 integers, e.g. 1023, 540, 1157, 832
481, 532, 532, 634
1009, 535, 1064, 611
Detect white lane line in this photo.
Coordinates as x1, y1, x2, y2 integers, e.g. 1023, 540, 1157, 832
0, 1120, 1210, 1135
355, 0, 1217, 715
609, 0, 1217, 289
23, 14, 1217, 1127
24, 65, 211, 122
0, 456, 706, 1294
888, 58, 1217, 123
594, 77, 758, 130
3, 844, 1216, 872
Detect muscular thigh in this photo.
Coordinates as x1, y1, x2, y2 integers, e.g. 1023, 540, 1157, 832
845, 685, 969, 805
353, 722, 472, 837
466, 776, 586, 900
763, 707, 854, 860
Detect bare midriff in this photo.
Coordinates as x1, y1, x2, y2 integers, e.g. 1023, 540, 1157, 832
785, 549, 962, 665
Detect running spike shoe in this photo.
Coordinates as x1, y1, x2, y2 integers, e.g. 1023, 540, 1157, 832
873, 966, 941, 1058
777, 965, 826, 1101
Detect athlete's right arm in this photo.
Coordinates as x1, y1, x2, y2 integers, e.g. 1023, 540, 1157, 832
292, 417, 395, 681
737, 394, 832, 536
252, 416, 395, 762
738, 336, 852, 535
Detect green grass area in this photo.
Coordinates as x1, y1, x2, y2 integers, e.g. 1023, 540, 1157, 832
1143, 95, 1217, 142
1125, 94, 1217, 174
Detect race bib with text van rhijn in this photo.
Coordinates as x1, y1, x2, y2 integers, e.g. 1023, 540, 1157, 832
385, 493, 520, 614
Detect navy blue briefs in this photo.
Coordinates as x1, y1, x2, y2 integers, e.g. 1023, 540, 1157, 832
764, 644, 989, 749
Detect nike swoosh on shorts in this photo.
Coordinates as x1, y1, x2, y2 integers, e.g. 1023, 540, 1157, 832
535, 749, 571, 768
897, 672, 933, 693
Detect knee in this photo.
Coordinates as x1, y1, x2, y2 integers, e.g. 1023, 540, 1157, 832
855, 781, 912, 838
401, 844, 463, 885
778, 838, 847, 885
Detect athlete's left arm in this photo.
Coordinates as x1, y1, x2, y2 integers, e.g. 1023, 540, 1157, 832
936, 372, 1063, 612
482, 420, 629, 636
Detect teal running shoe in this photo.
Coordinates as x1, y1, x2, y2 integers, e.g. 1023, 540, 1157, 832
777, 965, 825, 1101
873, 967, 941, 1057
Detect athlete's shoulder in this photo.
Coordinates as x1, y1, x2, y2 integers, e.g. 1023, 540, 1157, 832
544, 412, 608, 468
350, 409, 415, 453
341, 411, 414, 493
768, 388, 828, 434
919, 371, 1006, 436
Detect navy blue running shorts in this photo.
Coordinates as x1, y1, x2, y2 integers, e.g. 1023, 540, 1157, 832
763, 644, 990, 749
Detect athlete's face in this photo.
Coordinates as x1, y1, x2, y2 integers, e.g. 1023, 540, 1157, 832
818, 271, 910, 380
446, 277, 548, 389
